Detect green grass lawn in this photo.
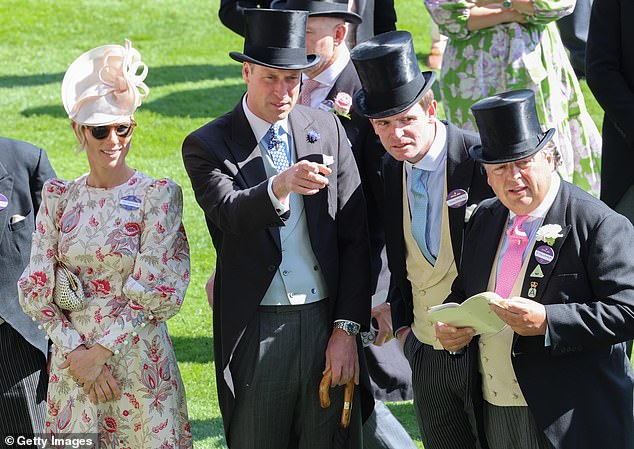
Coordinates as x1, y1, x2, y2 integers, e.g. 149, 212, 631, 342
0, 1, 605, 448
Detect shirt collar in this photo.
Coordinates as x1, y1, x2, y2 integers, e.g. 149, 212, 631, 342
301, 46, 350, 89
407, 119, 447, 172
242, 94, 290, 142
509, 172, 561, 221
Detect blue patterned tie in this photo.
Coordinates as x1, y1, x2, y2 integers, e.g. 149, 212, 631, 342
266, 124, 291, 173
410, 167, 436, 264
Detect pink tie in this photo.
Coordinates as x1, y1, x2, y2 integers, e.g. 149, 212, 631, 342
495, 215, 529, 299
299, 79, 321, 106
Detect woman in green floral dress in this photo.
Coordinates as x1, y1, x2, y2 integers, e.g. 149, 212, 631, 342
425, 0, 602, 195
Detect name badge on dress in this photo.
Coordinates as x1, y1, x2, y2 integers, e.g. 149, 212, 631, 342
120, 195, 142, 210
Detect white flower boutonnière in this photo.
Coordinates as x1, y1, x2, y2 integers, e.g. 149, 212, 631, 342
535, 224, 563, 246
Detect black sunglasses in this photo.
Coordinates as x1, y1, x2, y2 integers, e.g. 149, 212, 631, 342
88, 120, 137, 140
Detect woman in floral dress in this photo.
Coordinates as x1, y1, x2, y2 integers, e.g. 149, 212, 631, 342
425, 0, 602, 196
18, 41, 192, 448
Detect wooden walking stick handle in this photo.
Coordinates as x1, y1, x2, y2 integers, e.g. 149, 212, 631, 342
319, 368, 332, 408
319, 368, 354, 428
341, 381, 354, 428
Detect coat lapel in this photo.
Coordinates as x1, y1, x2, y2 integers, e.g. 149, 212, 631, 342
228, 99, 268, 189
521, 179, 571, 304
0, 162, 13, 247
469, 201, 508, 295
288, 107, 326, 243
383, 156, 407, 280
229, 99, 280, 249
445, 122, 477, 266
325, 61, 360, 103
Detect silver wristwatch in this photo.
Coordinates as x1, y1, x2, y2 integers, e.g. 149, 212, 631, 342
334, 320, 361, 336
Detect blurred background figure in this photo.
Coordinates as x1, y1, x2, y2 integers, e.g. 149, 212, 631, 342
427, 23, 447, 70
424, 0, 602, 197
347, 0, 398, 47
219, 0, 273, 36
586, 0, 634, 357
18, 40, 192, 448
555, 0, 591, 78
0, 136, 55, 444
586, 0, 634, 219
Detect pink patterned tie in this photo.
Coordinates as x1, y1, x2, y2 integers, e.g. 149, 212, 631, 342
299, 79, 321, 106
495, 215, 529, 298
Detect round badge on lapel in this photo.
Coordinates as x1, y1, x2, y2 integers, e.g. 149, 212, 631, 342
446, 189, 469, 208
534, 245, 555, 264
0, 193, 8, 211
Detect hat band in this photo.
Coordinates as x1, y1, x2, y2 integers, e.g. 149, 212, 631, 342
483, 134, 544, 159
243, 45, 308, 66
364, 75, 426, 113
308, 2, 349, 13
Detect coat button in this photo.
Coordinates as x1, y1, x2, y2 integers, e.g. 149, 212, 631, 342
313, 265, 319, 271
268, 265, 276, 272
282, 270, 289, 276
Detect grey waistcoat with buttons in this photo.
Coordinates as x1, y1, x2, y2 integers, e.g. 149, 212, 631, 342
259, 134, 329, 306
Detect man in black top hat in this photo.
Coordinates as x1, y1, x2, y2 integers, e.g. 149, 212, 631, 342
276, 2, 416, 448
182, 8, 371, 448
436, 89, 634, 449
351, 30, 493, 449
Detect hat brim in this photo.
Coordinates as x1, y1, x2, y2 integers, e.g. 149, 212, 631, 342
309, 11, 362, 23
271, 0, 363, 23
229, 51, 320, 70
353, 71, 436, 119
468, 128, 556, 164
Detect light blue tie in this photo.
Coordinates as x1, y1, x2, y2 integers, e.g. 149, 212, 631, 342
266, 124, 291, 173
410, 167, 436, 264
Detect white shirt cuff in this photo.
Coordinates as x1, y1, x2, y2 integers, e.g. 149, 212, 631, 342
267, 176, 290, 215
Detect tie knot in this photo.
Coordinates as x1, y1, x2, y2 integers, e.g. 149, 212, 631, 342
299, 79, 322, 105
303, 78, 321, 92
508, 215, 529, 241
268, 124, 283, 150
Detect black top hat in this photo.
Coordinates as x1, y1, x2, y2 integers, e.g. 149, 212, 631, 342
272, 0, 362, 23
469, 89, 556, 164
229, 9, 320, 70
350, 31, 435, 119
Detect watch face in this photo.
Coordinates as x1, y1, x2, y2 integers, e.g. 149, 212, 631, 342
345, 322, 360, 335
335, 321, 359, 335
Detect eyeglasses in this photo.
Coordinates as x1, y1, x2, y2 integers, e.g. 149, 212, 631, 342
88, 120, 137, 140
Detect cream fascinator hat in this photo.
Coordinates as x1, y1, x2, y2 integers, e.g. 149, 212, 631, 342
62, 39, 149, 126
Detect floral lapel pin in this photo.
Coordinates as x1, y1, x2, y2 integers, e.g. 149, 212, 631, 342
535, 224, 563, 246
330, 92, 352, 119
306, 130, 320, 144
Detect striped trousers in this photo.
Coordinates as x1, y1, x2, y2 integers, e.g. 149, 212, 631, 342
229, 301, 362, 449
484, 403, 555, 449
403, 332, 483, 449
0, 323, 47, 437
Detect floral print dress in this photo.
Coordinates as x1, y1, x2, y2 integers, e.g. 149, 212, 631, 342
425, 0, 602, 196
18, 172, 192, 449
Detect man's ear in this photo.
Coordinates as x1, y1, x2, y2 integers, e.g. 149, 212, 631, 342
242, 62, 251, 83
427, 99, 438, 122
334, 22, 348, 47
370, 119, 378, 134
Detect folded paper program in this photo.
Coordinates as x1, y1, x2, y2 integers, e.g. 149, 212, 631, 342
428, 291, 506, 334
